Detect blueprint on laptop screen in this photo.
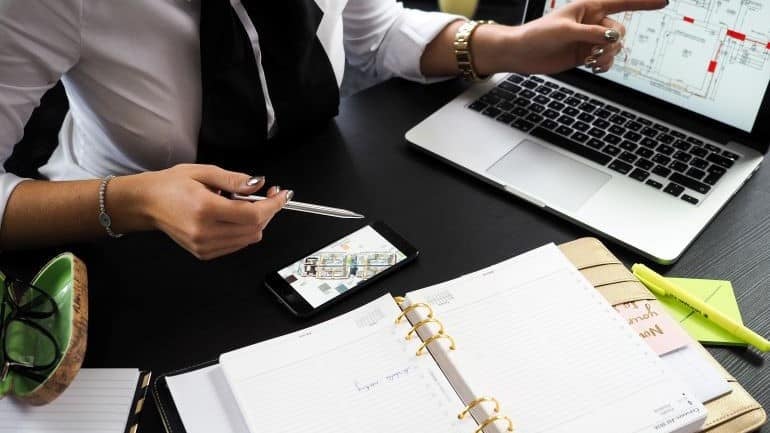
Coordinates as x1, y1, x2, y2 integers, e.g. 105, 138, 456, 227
545, 0, 770, 132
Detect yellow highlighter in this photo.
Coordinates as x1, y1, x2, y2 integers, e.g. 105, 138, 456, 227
632, 264, 770, 353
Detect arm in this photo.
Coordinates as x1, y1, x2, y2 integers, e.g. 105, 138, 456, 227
420, 0, 669, 78
0, 1, 289, 260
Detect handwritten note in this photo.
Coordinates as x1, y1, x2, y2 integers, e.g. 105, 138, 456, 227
614, 300, 690, 355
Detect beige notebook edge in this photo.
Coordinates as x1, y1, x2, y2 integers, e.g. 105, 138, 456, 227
559, 237, 766, 433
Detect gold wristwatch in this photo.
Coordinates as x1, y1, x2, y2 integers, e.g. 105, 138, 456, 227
454, 20, 495, 82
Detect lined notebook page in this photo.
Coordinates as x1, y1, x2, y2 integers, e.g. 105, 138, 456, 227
0, 369, 139, 433
220, 294, 471, 433
405, 244, 706, 433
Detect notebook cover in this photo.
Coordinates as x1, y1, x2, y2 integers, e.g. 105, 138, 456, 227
152, 360, 219, 433
559, 237, 767, 433
126, 371, 153, 433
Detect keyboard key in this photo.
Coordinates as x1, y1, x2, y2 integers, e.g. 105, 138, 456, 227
722, 150, 740, 161
637, 118, 653, 126
609, 160, 633, 174
626, 121, 643, 131
529, 103, 546, 114
530, 127, 612, 166
670, 161, 688, 173
691, 147, 708, 158
497, 113, 516, 124
658, 134, 675, 145
526, 113, 544, 123
564, 107, 580, 117
646, 179, 663, 189
635, 158, 654, 170
687, 136, 704, 146
604, 134, 622, 145
574, 121, 591, 132
543, 109, 560, 119
541, 119, 559, 130
469, 101, 487, 112
640, 138, 657, 148
544, 81, 559, 89
603, 145, 621, 156
512, 106, 528, 117
557, 115, 576, 126
686, 167, 706, 180
669, 173, 711, 194
498, 82, 521, 94
652, 154, 671, 165
681, 194, 699, 205
609, 115, 627, 125
673, 140, 691, 151
664, 182, 685, 197
640, 127, 658, 138
657, 144, 675, 155
551, 92, 567, 101
594, 109, 612, 119
619, 151, 637, 163
604, 105, 620, 113
588, 128, 606, 139
691, 158, 708, 169
593, 119, 611, 129
670, 130, 686, 139
535, 86, 553, 95
564, 97, 582, 107
480, 94, 501, 105
703, 172, 723, 186
589, 98, 605, 107
587, 138, 604, 149
652, 165, 672, 177
578, 113, 595, 123
482, 107, 502, 118
620, 140, 637, 151
497, 101, 515, 112
506, 74, 524, 83
572, 131, 590, 143
555, 125, 574, 136
522, 80, 538, 89
636, 147, 654, 159
609, 125, 626, 136
630, 168, 650, 182
621, 110, 637, 119
653, 124, 670, 133
512, 118, 535, 132
707, 153, 735, 168
520, 89, 536, 99
574, 92, 590, 100
708, 165, 727, 175
579, 103, 598, 113
673, 151, 692, 163
559, 87, 575, 95
534, 95, 550, 105
548, 101, 566, 111
624, 131, 643, 142
530, 76, 545, 83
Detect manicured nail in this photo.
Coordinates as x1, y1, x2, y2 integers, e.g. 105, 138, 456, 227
246, 176, 264, 186
273, 186, 281, 194
285, 190, 294, 203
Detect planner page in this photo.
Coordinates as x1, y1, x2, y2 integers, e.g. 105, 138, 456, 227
220, 294, 472, 433
405, 244, 706, 433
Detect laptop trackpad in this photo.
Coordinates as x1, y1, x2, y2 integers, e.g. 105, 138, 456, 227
486, 139, 611, 212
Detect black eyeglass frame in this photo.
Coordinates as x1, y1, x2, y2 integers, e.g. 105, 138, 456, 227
0, 275, 62, 383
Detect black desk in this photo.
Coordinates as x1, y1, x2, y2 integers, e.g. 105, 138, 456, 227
3, 76, 768, 433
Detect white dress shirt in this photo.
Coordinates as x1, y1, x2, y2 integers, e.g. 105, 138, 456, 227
0, 0, 458, 228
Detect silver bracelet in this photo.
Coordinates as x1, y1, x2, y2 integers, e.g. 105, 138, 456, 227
98, 175, 124, 238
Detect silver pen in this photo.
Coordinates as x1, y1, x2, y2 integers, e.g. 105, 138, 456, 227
230, 193, 364, 219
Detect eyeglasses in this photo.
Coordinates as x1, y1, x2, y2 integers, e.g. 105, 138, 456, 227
0, 275, 61, 383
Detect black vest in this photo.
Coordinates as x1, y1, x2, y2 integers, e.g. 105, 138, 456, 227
197, 0, 340, 171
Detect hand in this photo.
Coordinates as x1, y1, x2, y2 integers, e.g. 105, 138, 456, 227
475, 0, 668, 75
126, 164, 291, 260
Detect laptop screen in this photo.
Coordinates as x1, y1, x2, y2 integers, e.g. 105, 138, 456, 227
543, 1, 770, 133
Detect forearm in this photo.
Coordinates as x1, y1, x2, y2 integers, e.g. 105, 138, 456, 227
420, 21, 520, 78
0, 175, 152, 249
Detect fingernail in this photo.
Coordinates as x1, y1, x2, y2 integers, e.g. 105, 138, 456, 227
273, 186, 281, 194
285, 190, 294, 203
246, 176, 264, 186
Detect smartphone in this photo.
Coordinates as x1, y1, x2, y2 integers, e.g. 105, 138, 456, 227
264, 221, 418, 317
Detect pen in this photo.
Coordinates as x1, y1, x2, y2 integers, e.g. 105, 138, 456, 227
632, 263, 770, 352
229, 193, 364, 219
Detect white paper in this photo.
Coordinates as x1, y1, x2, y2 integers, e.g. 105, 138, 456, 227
0, 369, 139, 433
662, 344, 731, 403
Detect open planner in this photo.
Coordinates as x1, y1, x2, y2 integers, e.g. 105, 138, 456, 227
154, 243, 716, 433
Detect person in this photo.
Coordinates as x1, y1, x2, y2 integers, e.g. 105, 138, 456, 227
0, 0, 666, 260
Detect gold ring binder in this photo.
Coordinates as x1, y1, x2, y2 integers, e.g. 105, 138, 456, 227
416, 333, 456, 356
474, 415, 514, 433
393, 296, 406, 304
395, 303, 434, 324
457, 396, 500, 419
405, 318, 445, 340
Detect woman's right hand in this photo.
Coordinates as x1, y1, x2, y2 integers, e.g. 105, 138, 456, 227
116, 164, 290, 260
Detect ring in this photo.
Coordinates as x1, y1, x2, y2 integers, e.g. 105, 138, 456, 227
584, 56, 599, 67
604, 28, 621, 43
591, 46, 605, 57
592, 65, 606, 74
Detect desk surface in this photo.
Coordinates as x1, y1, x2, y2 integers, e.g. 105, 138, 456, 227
3, 76, 768, 433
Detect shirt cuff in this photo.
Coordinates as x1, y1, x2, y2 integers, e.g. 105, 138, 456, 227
378, 8, 464, 84
0, 172, 30, 232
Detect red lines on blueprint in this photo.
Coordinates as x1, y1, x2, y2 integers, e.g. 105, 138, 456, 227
708, 61, 717, 73
683, 16, 695, 24
726, 29, 747, 41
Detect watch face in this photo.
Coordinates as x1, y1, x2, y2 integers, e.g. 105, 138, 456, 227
98, 212, 111, 227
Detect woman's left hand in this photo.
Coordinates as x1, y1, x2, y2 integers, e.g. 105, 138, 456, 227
473, 0, 668, 75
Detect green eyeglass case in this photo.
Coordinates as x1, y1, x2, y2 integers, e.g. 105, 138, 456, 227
0, 252, 88, 405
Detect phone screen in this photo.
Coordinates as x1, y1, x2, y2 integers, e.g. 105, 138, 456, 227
276, 225, 408, 308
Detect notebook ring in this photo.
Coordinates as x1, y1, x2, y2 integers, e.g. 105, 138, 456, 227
416, 334, 456, 356
395, 303, 434, 324
474, 415, 514, 433
405, 318, 445, 340
458, 396, 500, 420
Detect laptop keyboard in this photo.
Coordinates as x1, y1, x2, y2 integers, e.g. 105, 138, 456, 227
468, 73, 741, 206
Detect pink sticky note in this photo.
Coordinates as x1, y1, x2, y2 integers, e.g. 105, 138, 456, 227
614, 300, 690, 355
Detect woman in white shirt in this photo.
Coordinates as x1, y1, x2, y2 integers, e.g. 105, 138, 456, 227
0, 0, 665, 259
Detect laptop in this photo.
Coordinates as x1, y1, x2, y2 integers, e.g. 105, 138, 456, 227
406, 0, 769, 263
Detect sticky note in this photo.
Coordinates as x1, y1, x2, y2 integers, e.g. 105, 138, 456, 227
656, 278, 746, 346
615, 299, 690, 355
